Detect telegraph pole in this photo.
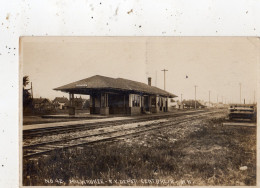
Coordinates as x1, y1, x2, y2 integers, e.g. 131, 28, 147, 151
239, 83, 242, 104
195, 85, 197, 109
161, 69, 168, 90
155, 71, 158, 87
209, 90, 211, 107
181, 94, 183, 102
31, 82, 33, 99
254, 90, 256, 104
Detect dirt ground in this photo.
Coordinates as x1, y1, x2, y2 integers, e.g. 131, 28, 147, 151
23, 112, 256, 186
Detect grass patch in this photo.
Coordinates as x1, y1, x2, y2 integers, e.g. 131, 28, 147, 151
23, 116, 256, 186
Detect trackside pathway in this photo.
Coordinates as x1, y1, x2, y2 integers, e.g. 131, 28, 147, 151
23, 116, 133, 131
23, 110, 206, 131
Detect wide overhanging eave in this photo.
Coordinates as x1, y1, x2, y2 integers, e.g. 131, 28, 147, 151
54, 87, 178, 98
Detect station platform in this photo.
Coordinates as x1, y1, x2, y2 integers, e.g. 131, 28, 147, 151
42, 113, 107, 119
23, 116, 134, 131
23, 109, 206, 131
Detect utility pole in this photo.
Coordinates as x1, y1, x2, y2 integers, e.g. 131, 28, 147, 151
31, 82, 33, 99
155, 71, 158, 87
209, 90, 211, 107
161, 69, 168, 90
239, 83, 242, 104
195, 85, 197, 109
181, 94, 183, 103
254, 90, 255, 104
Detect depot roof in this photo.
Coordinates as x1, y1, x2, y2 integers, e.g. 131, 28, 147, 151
54, 75, 177, 98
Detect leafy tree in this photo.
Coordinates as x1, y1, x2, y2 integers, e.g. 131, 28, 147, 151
23, 76, 29, 87
23, 76, 32, 109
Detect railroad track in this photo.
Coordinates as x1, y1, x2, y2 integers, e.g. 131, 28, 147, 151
23, 110, 207, 138
23, 110, 224, 158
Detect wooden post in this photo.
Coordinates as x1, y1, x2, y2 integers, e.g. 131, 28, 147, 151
100, 93, 102, 108
69, 93, 75, 115
106, 93, 108, 107
123, 94, 126, 114
69, 93, 75, 107
92, 95, 95, 108
129, 94, 132, 107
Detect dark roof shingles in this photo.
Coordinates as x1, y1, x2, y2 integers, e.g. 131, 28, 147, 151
54, 75, 177, 98
33, 98, 51, 104
53, 97, 69, 103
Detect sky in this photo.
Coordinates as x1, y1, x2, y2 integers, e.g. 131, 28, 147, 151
22, 37, 258, 104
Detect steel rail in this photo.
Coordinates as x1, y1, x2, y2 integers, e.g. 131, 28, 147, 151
23, 110, 223, 158
23, 110, 207, 138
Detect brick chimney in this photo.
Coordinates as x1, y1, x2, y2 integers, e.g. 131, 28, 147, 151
148, 77, 152, 86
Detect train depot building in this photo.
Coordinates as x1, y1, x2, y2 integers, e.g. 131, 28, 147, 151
54, 75, 177, 115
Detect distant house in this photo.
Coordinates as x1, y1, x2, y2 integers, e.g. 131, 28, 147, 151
168, 98, 177, 108
53, 96, 69, 110
33, 98, 52, 110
